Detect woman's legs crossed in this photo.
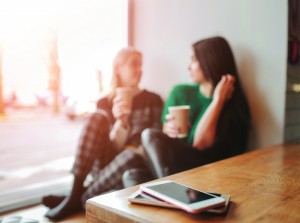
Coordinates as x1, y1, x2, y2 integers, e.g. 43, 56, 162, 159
81, 150, 146, 203
45, 110, 114, 220
72, 110, 114, 179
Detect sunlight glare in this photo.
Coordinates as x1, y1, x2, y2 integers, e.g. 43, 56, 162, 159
0, 0, 127, 106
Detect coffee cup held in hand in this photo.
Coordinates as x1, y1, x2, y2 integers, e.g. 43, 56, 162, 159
116, 87, 133, 114
168, 105, 190, 138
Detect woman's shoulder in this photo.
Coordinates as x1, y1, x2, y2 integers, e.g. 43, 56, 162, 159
138, 89, 163, 104
96, 94, 110, 109
171, 83, 199, 94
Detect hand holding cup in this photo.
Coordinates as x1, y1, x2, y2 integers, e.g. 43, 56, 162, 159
167, 105, 190, 138
164, 113, 180, 138
112, 87, 133, 127
113, 87, 133, 116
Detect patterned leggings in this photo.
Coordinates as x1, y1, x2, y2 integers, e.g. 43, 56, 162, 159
71, 110, 146, 205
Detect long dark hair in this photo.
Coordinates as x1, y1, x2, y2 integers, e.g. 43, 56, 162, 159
193, 36, 238, 86
193, 36, 251, 156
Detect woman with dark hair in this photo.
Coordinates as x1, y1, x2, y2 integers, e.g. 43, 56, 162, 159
43, 47, 163, 220
142, 36, 251, 178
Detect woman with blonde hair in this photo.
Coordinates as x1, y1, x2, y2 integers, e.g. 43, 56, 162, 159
105, 47, 143, 100
43, 47, 163, 220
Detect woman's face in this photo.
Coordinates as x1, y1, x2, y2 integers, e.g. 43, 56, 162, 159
118, 53, 142, 88
188, 50, 208, 84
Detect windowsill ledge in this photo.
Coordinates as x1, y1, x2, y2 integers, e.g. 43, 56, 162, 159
0, 176, 72, 214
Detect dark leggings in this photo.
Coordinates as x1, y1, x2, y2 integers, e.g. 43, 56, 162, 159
71, 110, 146, 205
141, 128, 219, 178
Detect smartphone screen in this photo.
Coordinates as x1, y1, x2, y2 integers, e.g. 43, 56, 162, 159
145, 181, 217, 205
128, 189, 230, 214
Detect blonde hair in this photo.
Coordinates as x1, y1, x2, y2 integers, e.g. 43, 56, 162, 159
107, 47, 142, 100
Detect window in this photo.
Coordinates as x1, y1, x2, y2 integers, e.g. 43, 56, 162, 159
0, 0, 128, 213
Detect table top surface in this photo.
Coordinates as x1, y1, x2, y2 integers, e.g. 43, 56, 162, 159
86, 144, 300, 223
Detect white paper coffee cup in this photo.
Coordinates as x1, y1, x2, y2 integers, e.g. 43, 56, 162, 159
168, 105, 190, 138
116, 87, 133, 114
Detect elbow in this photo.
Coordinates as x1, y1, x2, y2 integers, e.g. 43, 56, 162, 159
193, 136, 215, 150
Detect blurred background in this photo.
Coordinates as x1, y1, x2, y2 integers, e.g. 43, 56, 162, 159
0, 0, 128, 212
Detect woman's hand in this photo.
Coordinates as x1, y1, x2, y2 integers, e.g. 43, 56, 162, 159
163, 114, 180, 138
213, 74, 235, 105
112, 95, 130, 128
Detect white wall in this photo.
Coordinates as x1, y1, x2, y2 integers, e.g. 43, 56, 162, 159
133, 0, 288, 150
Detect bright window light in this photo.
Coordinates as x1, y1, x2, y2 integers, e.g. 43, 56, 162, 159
0, 0, 128, 106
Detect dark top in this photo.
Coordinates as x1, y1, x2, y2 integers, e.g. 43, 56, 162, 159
162, 83, 251, 161
162, 84, 212, 144
97, 89, 164, 147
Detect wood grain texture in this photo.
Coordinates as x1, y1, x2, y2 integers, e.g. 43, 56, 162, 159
86, 144, 300, 223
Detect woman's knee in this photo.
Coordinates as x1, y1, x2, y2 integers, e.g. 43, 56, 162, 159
89, 110, 110, 127
141, 128, 162, 149
141, 128, 168, 163
116, 150, 145, 168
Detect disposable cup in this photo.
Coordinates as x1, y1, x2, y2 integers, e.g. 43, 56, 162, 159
168, 105, 190, 138
116, 87, 133, 114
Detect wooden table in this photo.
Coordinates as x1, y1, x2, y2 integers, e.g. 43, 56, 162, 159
86, 144, 300, 223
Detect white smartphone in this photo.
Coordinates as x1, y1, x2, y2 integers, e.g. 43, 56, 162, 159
140, 180, 225, 214
128, 190, 231, 214
128, 189, 178, 209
